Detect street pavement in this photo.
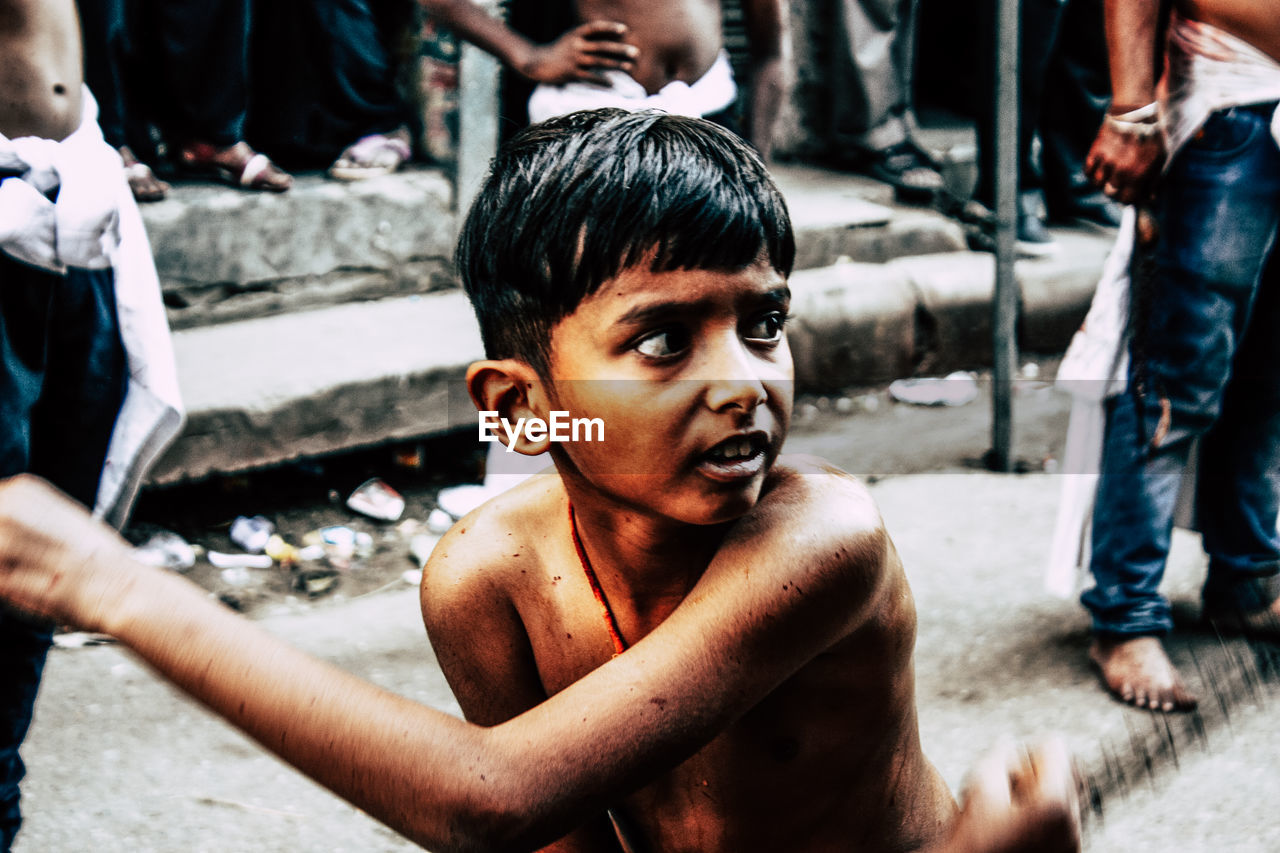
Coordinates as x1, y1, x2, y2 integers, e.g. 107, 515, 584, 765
16, 387, 1280, 852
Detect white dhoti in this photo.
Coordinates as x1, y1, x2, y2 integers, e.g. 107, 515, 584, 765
527, 50, 737, 124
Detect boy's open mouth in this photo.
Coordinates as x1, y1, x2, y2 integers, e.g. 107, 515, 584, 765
698, 433, 770, 480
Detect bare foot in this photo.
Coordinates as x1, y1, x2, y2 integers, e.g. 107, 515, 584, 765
1089, 635, 1198, 711
119, 146, 169, 202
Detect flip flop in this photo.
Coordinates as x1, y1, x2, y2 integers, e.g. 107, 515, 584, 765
178, 141, 293, 192
328, 133, 411, 181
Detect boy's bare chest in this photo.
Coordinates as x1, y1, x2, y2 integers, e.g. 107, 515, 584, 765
513, 571, 944, 851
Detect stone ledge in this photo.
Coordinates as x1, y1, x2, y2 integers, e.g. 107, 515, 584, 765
150, 291, 483, 484
142, 162, 966, 333
150, 224, 1112, 483
142, 168, 456, 330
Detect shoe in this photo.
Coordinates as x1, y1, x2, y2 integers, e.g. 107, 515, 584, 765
1048, 190, 1123, 228
1015, 191, 1058, 257
177, 141, 293, 192
964, 227, 1049, 260
858, 141, 946, 203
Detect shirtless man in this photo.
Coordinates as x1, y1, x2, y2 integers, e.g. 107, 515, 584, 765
0, 2, 183, 843
1, 0, 84, 142
1082, 0, 1280, 709
0, 6, 87, 845
419, 0, 786, 159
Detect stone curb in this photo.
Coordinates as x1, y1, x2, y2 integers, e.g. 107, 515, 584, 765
140, 164, 965, 332
149, 225, 1114, 484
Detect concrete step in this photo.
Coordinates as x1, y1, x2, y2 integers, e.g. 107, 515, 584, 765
786, 226, 1115, 392
143, 169, 457, 332
151, 291, 481, 484
139, 162, 965, 334
149, 221, 1116, 485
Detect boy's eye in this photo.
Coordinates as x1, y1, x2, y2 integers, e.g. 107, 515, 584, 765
634, 328, 690, 358
744, 311, 788, 343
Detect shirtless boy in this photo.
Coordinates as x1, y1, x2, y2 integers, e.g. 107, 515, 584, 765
419, 0, 786, 159
0, 111, 1075, 852
1083, 0, 1280, 710
0, 0, 182, 844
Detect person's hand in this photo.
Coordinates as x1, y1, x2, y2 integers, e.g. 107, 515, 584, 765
943, 738, 1080, 853
0, 474, 141, 634
521, 21, 638, 85
1085, 117, 1165, 206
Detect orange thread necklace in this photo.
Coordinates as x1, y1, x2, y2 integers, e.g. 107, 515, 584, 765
568, 503, 628, 657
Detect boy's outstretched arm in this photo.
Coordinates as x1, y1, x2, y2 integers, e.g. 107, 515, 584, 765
419, 0, 638, 86
0, 472, 892, 852
740, 0, 788, 162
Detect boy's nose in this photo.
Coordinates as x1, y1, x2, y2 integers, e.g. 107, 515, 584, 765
702, 339, 768, 413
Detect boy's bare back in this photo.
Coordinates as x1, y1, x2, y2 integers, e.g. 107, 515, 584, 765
423, 458, 958, 852
0, 0, 83, 141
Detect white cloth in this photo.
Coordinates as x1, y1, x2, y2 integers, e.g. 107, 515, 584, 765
1161, 13, 1280, 164
1045, 210, 1136, 597
527, 49, 737, 124
1045, 16, 1280, 597
0, 88, 184, 527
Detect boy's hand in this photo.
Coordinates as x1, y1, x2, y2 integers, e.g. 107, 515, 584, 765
522, 21, 638, 85
0, 474, 140, 634
943, 738, 1080, 853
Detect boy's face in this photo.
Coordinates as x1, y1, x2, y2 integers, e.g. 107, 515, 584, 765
542, 255, 793, 525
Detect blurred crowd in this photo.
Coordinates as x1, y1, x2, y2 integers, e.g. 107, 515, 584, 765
90, 0, 1122, 263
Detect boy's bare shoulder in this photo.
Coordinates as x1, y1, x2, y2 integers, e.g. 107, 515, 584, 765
713, 454, 895, 627
420, 474, 564, 624
759, 454, 886, 546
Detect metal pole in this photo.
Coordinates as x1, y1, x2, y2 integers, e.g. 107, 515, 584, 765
990, 0, 1020, 472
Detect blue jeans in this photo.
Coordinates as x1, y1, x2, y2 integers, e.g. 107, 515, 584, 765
0, 251, 128, 848
1084, 103, 1280, 636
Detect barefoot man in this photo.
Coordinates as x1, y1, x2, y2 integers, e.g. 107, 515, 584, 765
1082, 0, 1280, 710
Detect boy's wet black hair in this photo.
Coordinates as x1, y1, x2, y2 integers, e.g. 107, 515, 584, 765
456, 108, 795, 375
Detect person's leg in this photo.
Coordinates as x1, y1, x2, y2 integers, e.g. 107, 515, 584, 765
0, 258, 56, 847
28, 267, 130, 505
0, 613, 52, 850
1198, 230, 1280, 621
0, 259, 130, 847
830, 0, 941, 199
79, 0, 169, 201
973, 0, 1067, 252
1039, 0, 1120, 226
831, 0, 904, 151
325, 0, 411, 135
252, 0, 412, 170
151, 0, 249, 146
150, 0, 292, 190
78, 0, 129, 150
1084, 103, 1280, 707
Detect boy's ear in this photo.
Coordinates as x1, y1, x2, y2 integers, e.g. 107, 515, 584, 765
466, 359, 553, 455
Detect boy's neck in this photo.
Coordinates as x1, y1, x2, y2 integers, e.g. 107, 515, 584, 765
562, 484, 727, 618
